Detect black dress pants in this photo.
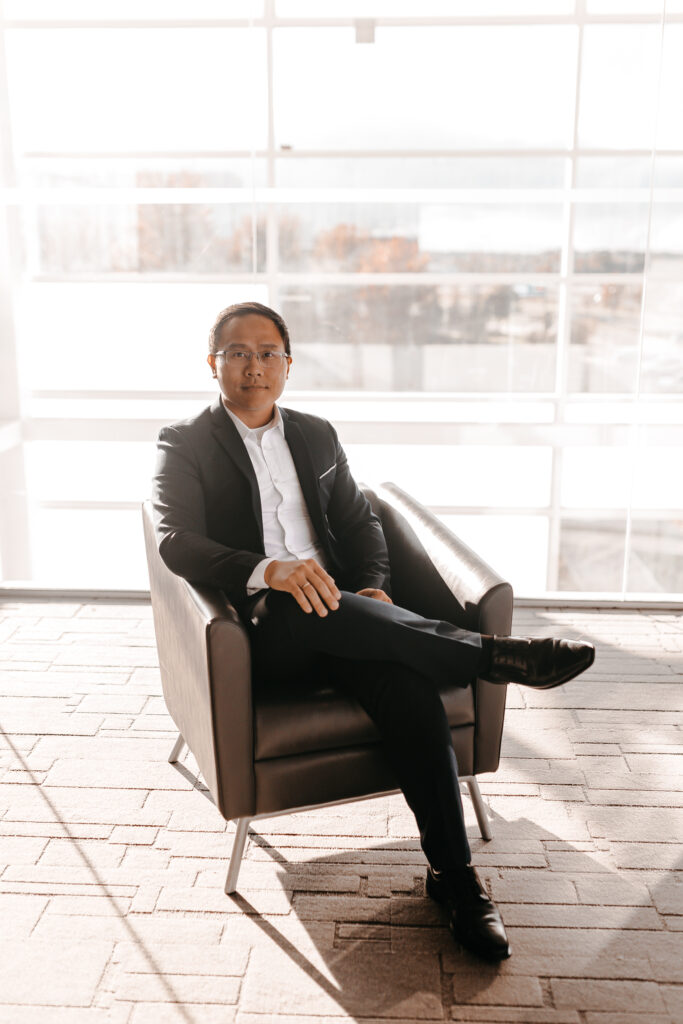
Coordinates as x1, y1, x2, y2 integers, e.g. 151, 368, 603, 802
249, 589, 485, 870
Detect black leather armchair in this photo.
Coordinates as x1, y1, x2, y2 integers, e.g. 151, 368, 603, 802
142, 483, 512, 893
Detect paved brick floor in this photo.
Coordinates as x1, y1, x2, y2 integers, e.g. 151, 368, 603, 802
0, 599, 681, 1023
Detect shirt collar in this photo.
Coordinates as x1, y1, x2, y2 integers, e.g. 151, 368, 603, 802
222, 401, 284, 441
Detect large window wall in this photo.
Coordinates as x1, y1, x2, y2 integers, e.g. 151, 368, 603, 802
1, 1, 682, 595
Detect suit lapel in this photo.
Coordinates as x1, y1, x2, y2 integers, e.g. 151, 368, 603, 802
209, 397, 264, 547
281, 409, 329, 548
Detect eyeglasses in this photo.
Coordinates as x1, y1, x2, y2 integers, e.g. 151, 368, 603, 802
215, 350, 289, 367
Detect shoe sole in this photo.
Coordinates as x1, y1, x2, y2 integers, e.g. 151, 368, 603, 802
426, 873, 511, 961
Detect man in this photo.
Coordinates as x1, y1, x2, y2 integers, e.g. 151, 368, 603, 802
152, 301, 595, 962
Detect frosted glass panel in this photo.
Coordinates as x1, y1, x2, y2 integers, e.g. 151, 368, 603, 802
282, 284, 558, 392
573, 204, 649, 274
276, 157, 567, 189
17, 283, 268, 391
579, 25, 661, 148
562, 447, 683, 509
5, 0, 262, 15
639, 280, 683, 393
18, 158, 267, 189
29, 509, 149, 588
277, 204, 563, 274
658, 25, 683, 150
6, 29, 267, 151
568, 284, 642, 393
559, 519, 627, 592
278, 1, 574, 13
440, 514, 549, 594
25, 443, 156, 502
31, 205, 264, 275
346, 445, 553, 508
274, 26, 577, 149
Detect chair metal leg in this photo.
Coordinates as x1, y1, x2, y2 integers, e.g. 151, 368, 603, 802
168, 732, 186, 764
465, 777, 492, 841
224, 817, 250, 894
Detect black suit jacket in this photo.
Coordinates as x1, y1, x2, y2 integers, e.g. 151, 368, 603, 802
151, 397, 391, 613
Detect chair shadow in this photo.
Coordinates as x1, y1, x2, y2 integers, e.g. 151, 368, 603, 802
223, 823, 501, 1019
172, 608, 681, 1019
220, 807, 681, 1021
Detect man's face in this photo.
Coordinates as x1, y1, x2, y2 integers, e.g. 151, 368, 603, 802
207, 313, 291, 426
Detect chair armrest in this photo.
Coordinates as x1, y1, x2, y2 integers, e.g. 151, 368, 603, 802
142, 502, 255, 820
370, 482, 513, 634
368, 483, 513, 775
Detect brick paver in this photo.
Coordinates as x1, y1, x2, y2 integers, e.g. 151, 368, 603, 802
0, 598, 681, 1021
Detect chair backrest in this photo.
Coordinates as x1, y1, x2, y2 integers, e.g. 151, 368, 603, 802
364, 483, 512, 636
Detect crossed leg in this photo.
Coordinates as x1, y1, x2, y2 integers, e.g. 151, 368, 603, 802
250, 589, 481, 869
250, 588, 484, 687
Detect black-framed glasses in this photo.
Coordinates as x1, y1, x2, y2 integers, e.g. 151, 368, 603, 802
215, 350, 290, 367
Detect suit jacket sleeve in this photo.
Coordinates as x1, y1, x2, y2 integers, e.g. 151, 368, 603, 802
152, 424, 263, 597
325, 424, 391, 596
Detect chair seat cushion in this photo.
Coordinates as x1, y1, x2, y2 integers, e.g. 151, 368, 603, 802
254, 674, 475, 761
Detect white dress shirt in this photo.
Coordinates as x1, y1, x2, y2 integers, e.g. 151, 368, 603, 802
223, 404, 329, 594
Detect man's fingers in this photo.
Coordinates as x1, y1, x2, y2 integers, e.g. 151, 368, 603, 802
268, 559, 341, 614
299, 580, 328, 617
312, 564, 341, 600
292, 583, 314, 614
301, 569, 339, 611
357, 588, 392, 604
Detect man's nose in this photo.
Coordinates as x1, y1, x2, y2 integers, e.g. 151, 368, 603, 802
245, 355, 263, 375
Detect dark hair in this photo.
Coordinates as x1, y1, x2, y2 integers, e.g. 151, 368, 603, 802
208, 302, 291, 355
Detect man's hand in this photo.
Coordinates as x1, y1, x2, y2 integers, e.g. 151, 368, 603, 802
264, 559, 341, 616
356, 588, 393, 604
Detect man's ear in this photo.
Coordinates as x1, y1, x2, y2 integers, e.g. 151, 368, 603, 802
207, 353, 217, 378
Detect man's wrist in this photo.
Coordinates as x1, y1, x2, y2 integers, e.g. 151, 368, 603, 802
263, 559, 279, 586
247, 557, 277, 594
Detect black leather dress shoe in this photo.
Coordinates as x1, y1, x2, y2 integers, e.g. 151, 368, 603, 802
482, 635, 595, 689
427, 864, 511, 961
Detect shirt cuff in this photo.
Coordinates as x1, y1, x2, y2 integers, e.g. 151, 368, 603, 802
246, 557, 277, 595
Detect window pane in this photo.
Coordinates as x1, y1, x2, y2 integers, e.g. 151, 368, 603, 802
649, 203, 683, 276
6, 29, 267, 151
276, 157, 567, 189
25, 443, 156, 502
560, 515, 683, 596
573, 203, 649, 273
346, 444, 552, 507
281, 284, 557, 392
658, 25, 683, 150
654, 157, 683, 189
624, 519, 683, 593
278, 0, 574, 13
17, 283, 267, 392
274, 26, 577, 149
559, 518, 627, 592
17, 158, 267, 189
575, 156, 653, 190
277, 204, 563, 274
29, 508, 149, 588
579, 25, 661, 149
562, 446, 683, 509
640, 280, 683, 393
587, 1, 683, 14
568, 283, 642, 393
29, 205, 264, 274
5, 1, 263, 19
440, 514, 550, 595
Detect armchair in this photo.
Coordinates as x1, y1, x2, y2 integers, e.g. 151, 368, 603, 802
142, 483, 512, 893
